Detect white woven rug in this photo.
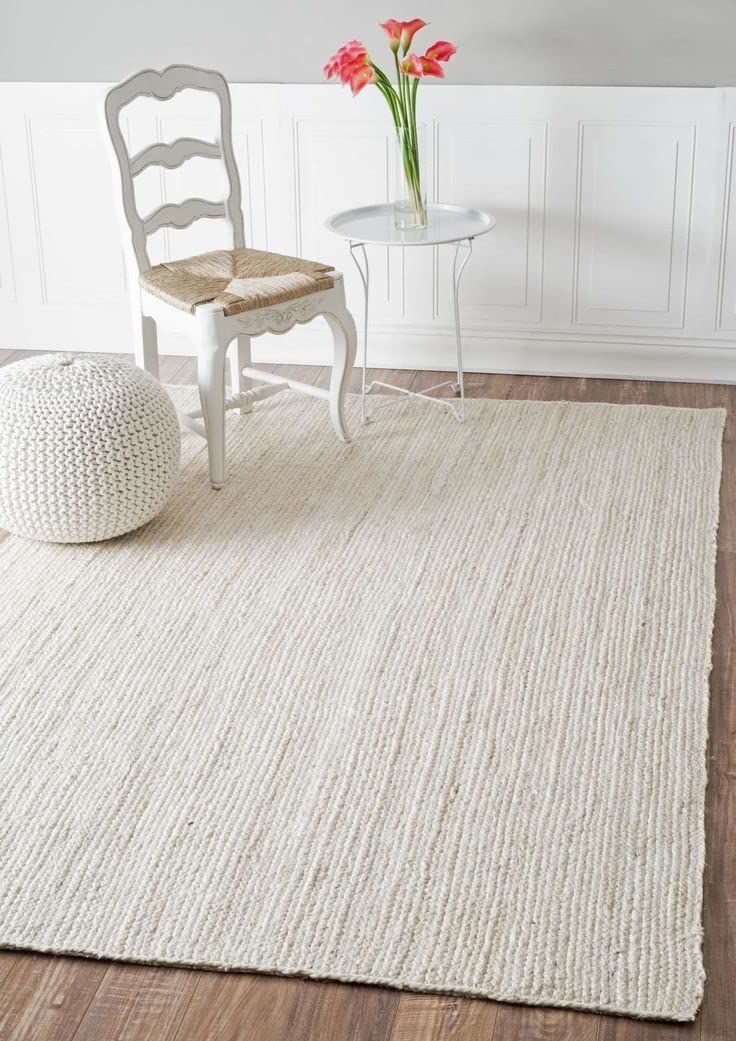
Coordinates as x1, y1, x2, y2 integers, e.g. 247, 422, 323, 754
0, 389, 724, 1021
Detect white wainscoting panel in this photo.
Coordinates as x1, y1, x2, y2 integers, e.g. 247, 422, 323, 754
436, 120, 547, 326
293, 118, 401, 323
573, 121, 695, 329
26, 115, 127, 306
1, 83, 736, 382
717, 121, 736, 334
0, 144, 16, 305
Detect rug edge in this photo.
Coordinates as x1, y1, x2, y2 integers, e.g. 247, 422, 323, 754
0, 939, 701, 1022
688, 402, 727, 1021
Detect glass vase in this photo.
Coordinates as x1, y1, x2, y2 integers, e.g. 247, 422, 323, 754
393, 123, 427, 231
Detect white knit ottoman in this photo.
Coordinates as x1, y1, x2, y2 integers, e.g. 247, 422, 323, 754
0, 354, 180, 543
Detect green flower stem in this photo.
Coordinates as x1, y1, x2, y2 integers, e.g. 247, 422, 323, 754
393, 53, 407, 126
372, 56, 426, 223
372, 65, 401, 122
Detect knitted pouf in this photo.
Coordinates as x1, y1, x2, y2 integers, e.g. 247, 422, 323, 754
0, 354, 180, 543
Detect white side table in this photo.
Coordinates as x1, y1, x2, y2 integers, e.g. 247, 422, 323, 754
325, 203, 495, 423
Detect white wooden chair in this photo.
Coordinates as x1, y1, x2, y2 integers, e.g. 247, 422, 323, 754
103, 65, 357, 488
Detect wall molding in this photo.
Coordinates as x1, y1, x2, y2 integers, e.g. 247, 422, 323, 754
0, 143, 16, 304
1, 83, 736, 382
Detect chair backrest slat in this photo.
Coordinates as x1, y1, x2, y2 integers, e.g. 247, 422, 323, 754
129, 138, 221, 176
104, 64, 245, 274
143, 198, 227, 236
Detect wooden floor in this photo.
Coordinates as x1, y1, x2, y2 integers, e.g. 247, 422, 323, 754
0, 349, 733, 1041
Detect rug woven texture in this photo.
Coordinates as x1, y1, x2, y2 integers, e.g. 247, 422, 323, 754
0, 390, 724, 1021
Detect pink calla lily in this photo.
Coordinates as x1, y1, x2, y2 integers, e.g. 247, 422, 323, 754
339, 55, 368, 85
399, 53, 424, 77
324, 40, 375, 93
400, 52, 445, 78
418, 54, 444, 77
349, 64, 377, 95
380, 18, 428, 54
425, 40, 457, 63
399, 18, 428, 51
379, 19, 404, 52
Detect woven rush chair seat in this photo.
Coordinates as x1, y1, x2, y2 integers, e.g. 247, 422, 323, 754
140, 248, 336, 317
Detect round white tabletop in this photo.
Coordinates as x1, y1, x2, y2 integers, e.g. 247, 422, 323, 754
325, 202, 495, 247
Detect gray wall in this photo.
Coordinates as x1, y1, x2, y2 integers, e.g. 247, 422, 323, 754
2, 0, 735, 85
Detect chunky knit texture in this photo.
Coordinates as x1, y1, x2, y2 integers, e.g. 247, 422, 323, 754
0, 354, 180, 542
0, 389, 724, 1020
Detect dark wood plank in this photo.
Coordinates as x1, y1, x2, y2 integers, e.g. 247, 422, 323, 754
409, 369, 515, 401
0, 953, 106, 1041
499, 374, 585, 403
303, 979, 398, 1041
389, 993, 498, 1040
354, 367, 417, 395
0, 953, 15, 989
491, 1004, 599, 1041
314, 365, 417, 394
170, 974, 310, 1041
460, 371, 518, 400
271, 363, 322, 386
502, 374, 645, 405
70, 962, 199, 1041
716, 443, 736, 556
637, 379, 734, 413
637, 380, 736, 443
171, 972, 398, 1041
558, 376, 650, 406
407, 369, 458, 398
597, 1014, 696, 1041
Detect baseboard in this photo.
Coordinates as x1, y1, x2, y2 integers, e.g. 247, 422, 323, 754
11, 331, 736, 385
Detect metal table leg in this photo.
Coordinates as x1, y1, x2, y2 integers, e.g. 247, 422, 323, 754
349, 241, 370, 424
450, 238, 473, 423
348, 236, 473, 424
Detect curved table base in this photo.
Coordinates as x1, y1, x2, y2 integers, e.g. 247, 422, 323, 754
349, 238, 473, 425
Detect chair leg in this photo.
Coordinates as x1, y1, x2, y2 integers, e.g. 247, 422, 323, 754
133, 314, 159, 380
197, 341, 228, 490
229, 335, 252, 415
324, 310, 357, 442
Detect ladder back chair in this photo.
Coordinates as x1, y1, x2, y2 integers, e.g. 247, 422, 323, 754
103, 65, 357, 488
